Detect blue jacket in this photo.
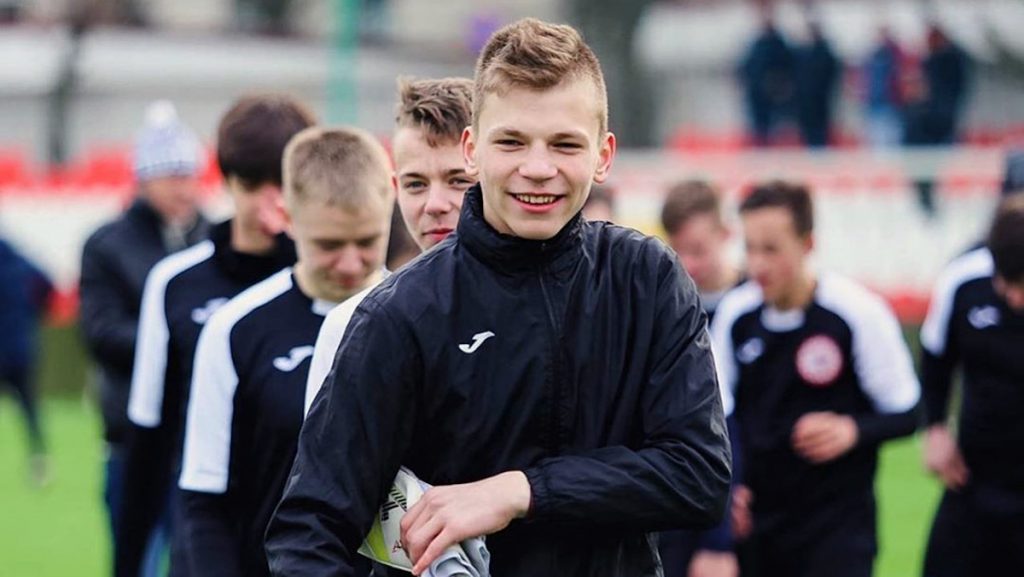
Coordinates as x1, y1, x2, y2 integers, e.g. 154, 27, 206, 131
0, 238, 53, 369
267, 186, 732, 577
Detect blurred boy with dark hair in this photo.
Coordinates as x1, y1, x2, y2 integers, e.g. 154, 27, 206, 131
711, 180, 920, 577
117, 94, 315, 577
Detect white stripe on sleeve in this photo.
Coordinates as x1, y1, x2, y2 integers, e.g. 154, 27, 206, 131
128, 241, 214, 428
707, 281, 763, 418
920, 248, 993, 356
179, 268, 292, 494
819, 274, 921, 414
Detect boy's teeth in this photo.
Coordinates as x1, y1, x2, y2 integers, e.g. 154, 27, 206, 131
514, 194, 556, 205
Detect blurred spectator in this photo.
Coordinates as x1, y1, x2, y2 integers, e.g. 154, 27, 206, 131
79, 101, 208, 577
862, 28, 911, 148
739, 13, 795, 146
921, 25, 971, 146
904, 24, 971, 217
582, 184, 616, 222
1001, 149, 1024, 197
0, 238, 54, 487
794, 22, 839, 148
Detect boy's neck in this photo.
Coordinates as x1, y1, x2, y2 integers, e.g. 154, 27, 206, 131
293, 262, 382, 304
769, 270, 816, 312
230, 220, 276, 255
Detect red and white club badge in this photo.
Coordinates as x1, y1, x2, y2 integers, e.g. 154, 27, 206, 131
795, 335, 844, 387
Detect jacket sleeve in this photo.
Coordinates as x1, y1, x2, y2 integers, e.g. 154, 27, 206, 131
842, 284, 922, 446
266, 298, 420, 577
522, 252, 732, 532
116, 267, 178, 577
918, 267, 963, 427
79, 232, 139, 371
178, 309, 246, 577
180, 490, 243, 577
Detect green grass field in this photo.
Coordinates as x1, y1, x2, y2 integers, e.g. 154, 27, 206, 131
0, 397, 942, 577
0, 326, 943, 576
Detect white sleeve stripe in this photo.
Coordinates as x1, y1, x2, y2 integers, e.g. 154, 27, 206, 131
128, 241, 215, 428
304, 283, 379, 416
920, 248, 993, 356
179, 269, 293, 494
819, 274, 921, 414
708, 281, 763, 417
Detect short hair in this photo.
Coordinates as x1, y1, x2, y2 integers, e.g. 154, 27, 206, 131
989, 194, 1024, 281
282, 126, 393, 210
395, 77, 474, 147
473, 18, 608, 134
739, 180, 814, 236
217, 94, 317, 187
661, 180, 725, 235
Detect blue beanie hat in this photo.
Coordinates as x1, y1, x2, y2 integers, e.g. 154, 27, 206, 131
134, 100, 203, 182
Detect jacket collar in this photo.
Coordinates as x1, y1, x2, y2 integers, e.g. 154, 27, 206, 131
209, 219, 297, 284
457, 185, 583, 275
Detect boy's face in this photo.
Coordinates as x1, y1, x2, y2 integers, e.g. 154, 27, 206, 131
463, 78, 615, 240
227, 176, 289, 239
143, 174, 201, 226
669, 213, 730, 293
741, 207, 813, 307
392, 127, 474, 250
287, 196, 390, 302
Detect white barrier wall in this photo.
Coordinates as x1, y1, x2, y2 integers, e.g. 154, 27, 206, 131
0, 148, 1005, 306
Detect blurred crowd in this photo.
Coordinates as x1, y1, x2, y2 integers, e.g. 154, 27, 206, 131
739, 14, 971, 149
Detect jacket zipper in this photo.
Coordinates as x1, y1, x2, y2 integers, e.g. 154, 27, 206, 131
537, 259, 563, 454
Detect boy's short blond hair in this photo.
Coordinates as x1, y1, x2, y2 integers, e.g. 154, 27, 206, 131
395, 77, 474, 147
282, 126, 393, 210
473, 18, 608, 134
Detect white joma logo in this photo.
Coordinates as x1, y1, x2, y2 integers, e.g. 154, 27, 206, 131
459, 331, 495, 354
273, 346, 315, 372
191, 298, 230, 325
968, 306, 1000, 330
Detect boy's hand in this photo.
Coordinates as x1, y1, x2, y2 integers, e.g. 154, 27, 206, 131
400, 471, 531, 575
791, 411, 859, 464
923, 425, 969, 490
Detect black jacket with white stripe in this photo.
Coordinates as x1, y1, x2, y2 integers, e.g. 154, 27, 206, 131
116, 221, 295, 577
920, 247, 1024, 488
267, 186, 732, 577
710, 275, 920, 544
179, 269, 338, 577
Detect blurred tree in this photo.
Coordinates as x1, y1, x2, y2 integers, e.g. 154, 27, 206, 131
567, 0, 657, 147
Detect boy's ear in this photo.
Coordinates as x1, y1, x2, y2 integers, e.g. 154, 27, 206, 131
593, 131, 616, 184
462, 127, 479, 178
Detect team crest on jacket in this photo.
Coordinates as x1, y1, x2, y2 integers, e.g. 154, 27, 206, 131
795, 335, 843, 387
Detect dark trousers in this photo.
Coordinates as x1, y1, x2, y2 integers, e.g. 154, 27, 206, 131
1, 362, 45, 454
746, 503, 876, 577
924, 483, 1024, 577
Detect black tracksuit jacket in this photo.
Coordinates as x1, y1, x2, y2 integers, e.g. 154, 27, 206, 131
266, 187, 731, 577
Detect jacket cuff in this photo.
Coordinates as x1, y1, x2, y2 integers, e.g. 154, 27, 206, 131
522, 466, 550, 522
